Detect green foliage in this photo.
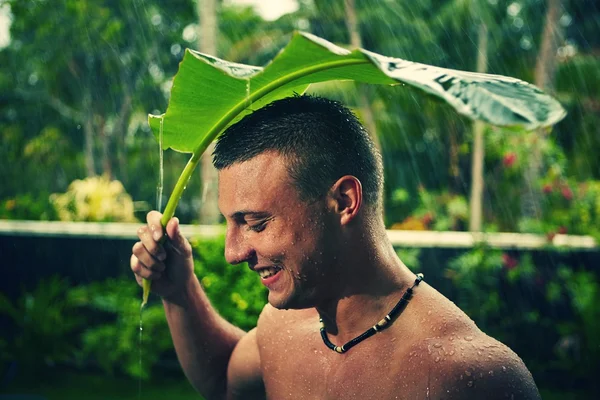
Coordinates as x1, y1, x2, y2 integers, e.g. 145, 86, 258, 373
396, 248, 422, 271
0, 193, 57, 220
446, 245, 600, 394
0, 276, 84, 374
68, 278, 172, 380
546, 267, 600, 385
192, 235, 267, 331
390, 186, 468, 231
63, 236, 266, 380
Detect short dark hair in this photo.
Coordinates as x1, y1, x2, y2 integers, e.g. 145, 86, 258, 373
212, 94, 383, 206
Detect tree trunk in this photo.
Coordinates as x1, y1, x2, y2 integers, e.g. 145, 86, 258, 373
99, 116, 113, 179
83, 91, 96, 177
114, 94, 132, 185
448, 118, 461, 193
343, 0, 381, 153
468, 22, 488, 232
197, 0, 221, 224
522, 0, 563, 219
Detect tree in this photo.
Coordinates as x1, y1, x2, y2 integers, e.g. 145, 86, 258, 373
197, 0, 222, 225
522, 0, 564, 219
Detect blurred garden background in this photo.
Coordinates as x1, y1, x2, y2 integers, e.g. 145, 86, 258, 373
0, 0, 599, 398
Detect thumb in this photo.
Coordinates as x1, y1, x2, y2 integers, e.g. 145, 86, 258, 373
165, 217, 192, 256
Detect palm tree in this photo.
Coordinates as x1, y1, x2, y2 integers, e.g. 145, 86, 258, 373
197, 0, 222, 224
522, 0, 563, 219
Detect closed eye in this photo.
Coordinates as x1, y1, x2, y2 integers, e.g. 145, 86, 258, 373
247, 221, 267, 232
246, 216, 273, 233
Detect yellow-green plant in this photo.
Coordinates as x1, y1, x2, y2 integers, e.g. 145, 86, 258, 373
51, 175, 137, 222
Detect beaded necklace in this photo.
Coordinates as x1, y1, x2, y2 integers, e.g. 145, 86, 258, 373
319, 273, 424, 354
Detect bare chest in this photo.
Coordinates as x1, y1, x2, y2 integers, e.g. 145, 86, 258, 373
258, 321, 429, 400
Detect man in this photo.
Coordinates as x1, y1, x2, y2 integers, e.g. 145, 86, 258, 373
131, 95, 540, 399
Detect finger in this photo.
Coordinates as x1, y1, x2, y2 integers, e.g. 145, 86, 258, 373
147, 211, 166, 242
137, 225, 167, 261
132, 241, 166, 272
165, 217, 193, 257
131, 253, 163, 280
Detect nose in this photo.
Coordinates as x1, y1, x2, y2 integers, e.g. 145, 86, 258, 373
224, 226, 255, 265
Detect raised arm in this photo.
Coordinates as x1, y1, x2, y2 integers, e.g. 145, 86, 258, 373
131, 211, 253, 399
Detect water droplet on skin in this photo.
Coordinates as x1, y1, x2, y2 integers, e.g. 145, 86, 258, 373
489, 370, 494, 376
467, 381, 474, 388
435, 356, 440, 363
465, 335, 473, 341
449, 350, 455, 356
502, 366, 507, 372
427, 310, 432, 315
434, 343, 442, 348
465, 370, 472, 377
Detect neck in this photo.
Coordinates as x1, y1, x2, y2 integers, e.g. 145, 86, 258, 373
316, 229, 416, 343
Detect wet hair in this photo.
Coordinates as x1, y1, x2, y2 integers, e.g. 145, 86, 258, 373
212, 94, 383, 207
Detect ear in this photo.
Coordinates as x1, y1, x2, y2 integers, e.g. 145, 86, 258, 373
329, 175, 363, 225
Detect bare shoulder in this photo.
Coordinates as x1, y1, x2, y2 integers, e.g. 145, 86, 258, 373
403, 284, 540, 399
412, 332, 540, 400
226, 328, 265, 400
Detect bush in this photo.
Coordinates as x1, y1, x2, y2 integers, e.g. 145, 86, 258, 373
0, 276, 84, 375
0, 193, 58, 220
66, 235, 267, 380
50, 175, 137, 222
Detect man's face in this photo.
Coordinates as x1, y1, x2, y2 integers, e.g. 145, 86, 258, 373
218, 151, 336, 309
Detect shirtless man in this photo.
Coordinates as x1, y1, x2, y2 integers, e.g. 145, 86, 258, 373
131, 95, 541, 399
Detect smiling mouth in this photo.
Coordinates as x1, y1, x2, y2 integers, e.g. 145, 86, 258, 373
258, 266, 282, 279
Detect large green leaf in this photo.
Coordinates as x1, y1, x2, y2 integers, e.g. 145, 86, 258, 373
149, 31, 566, 154
142, 31, 566, 305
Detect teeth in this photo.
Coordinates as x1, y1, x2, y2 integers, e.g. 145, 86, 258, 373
258, 267, 280, 279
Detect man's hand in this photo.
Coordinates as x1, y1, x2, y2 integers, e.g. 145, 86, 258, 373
131, 211, 195, 303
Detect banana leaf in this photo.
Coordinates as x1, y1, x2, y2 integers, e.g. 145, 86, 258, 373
141, 31, 566, 306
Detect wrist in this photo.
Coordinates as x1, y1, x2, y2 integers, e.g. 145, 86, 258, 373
162, 275, 201, 308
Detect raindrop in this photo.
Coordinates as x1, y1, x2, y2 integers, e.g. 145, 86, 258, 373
502, 366, 507, 372
489, 370, 494, 376
512, 17, 524, 30
76, 124, 81, 130
467, 380, 474, 388
151, 13, 162, 26
28, 73, 38, 85
149, 63, 164, 82
182, 24, 197, 42
559, 13, 572, 27
170, 43, 182, 56
296, 18, 309, 30
507, 2, 522, 17
520, 36, 532, 50
465, 370, 472, 377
